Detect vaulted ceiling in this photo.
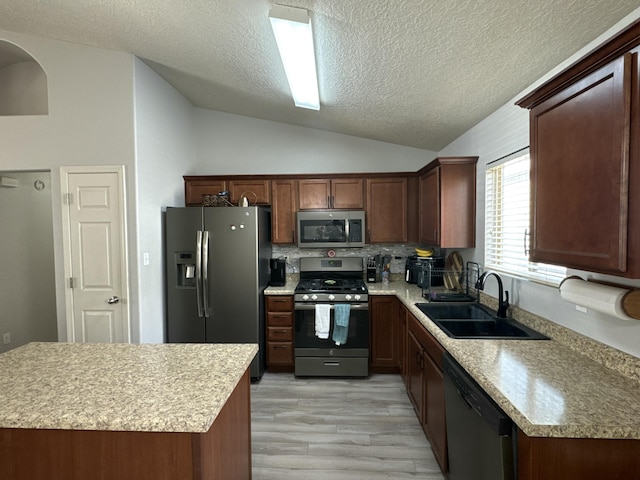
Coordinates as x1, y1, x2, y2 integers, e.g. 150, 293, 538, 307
0, 1, 639, 150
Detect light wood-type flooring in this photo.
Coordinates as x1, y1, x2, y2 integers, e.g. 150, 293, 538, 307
251, 372, 446, 480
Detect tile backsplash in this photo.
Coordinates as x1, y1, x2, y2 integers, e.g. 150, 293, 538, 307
272, 243, 444, 274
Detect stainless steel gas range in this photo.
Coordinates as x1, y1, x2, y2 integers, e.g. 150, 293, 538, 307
294, 257, 369, 377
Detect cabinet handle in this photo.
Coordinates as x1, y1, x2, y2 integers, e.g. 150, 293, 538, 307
275, 329, 288, 333
273, 344, 288, 349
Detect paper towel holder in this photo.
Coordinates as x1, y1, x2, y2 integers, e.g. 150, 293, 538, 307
559, 276, 640, 320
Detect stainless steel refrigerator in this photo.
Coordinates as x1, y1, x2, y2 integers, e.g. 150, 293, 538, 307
165, 206, 271, 380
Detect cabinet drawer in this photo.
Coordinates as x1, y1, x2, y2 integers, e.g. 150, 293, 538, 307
266, 296, 294, 312
267, 312, 293, 326
267, 326, 293, 341
267, 342, 293, 365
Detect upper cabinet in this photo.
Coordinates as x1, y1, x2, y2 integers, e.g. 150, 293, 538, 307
184, 177, 227, 206
298, 178, 364, 210
366, 177, 408, 243
517, 21, 640, 277
271, 179, 298, 244
184, 177, 270, 206
418, 157, 477, 248
227, 179, 271, 205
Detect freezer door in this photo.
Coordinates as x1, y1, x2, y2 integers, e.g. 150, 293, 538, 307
165, 207, 206, 342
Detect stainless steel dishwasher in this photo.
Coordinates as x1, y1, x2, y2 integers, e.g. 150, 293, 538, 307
443, 352, 516, 480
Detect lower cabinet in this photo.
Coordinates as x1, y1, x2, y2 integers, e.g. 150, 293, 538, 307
369, 296, 402, 373
407, 312, 448, 473
265, 296, 294, 372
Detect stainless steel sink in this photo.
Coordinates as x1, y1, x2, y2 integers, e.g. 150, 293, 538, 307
415, 303, 549, 340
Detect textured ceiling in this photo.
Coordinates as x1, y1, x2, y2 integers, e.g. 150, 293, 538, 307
0, 1, 639, 151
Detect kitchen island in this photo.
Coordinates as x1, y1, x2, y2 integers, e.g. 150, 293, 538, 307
0, 342, 257, 480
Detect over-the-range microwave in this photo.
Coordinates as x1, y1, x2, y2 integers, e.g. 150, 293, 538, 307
297, 210, 365, 248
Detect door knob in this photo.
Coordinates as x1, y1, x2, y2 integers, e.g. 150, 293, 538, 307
107, 296, 120, 304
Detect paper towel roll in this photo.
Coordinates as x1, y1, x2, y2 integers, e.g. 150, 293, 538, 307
559, 277, 639, 321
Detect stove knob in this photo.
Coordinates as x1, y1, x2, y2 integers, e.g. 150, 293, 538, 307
328, 294, 335, 301
302, 294, 309, 301
345, 294, 352, 301
354, 294, 361, 301
311, 294, 318, 301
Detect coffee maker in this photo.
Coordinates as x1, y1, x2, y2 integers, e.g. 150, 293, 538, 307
269, 257, 287, 286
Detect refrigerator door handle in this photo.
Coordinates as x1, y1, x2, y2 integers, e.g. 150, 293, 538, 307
202, 230, 211, 318
196, 230, 205, 318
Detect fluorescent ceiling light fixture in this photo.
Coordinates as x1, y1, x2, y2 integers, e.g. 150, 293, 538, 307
269, 5, 320, 110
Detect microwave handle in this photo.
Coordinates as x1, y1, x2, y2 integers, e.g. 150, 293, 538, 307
345, 217, 350, 241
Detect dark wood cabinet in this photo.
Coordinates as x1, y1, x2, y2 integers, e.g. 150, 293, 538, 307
369, 296, 402, 373
517, 23, 640, 278
406, 327, 424, 419
265, 296, 294, 371
184, 176, 270, 206
271, 179, 297, 244
528, 55, 632, 274
517, 431, 640, 479
184, 178, 227, 206
227, 179, 271, 205
366, 177, 408, 243
407, 313, 448, 474
298, 178, 364, 209
418, 157, 477, 248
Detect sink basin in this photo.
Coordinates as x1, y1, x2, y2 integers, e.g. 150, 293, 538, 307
415, 303, 495, 320
415, 303, 549, 340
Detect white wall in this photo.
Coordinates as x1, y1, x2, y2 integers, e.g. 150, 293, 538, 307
133, 58, 197, 343
0, 30, 137, 342
439, 9, 640, 358
0, 171, 57, 353
193, 108, 434, 174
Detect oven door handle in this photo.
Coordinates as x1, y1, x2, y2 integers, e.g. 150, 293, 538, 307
294, 303, 369, 311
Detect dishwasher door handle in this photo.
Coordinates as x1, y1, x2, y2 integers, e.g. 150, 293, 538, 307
458, 388, 483, 416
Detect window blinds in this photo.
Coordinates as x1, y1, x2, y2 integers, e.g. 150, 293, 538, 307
484, 150, 566, 286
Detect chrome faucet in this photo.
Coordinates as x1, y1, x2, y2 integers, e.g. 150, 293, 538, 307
475, 272, 510, 318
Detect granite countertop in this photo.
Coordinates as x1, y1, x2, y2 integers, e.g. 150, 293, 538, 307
0, 342, 257, 433
265, 278, 640, 439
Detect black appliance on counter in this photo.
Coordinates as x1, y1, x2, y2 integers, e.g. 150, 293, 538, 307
405, 255, 445, 286
269, 257, 286, 286
293, 257, 369, 377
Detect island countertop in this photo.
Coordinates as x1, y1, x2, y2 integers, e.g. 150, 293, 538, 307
0, 342, 258, 433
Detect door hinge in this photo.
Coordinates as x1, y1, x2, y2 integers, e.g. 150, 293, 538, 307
69, 277, 74, 289
63, 193, 73, 205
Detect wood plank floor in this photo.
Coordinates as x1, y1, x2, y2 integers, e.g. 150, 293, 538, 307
251, 372, 446, 480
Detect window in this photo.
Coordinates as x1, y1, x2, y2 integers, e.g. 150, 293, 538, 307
484, 149, 566, 285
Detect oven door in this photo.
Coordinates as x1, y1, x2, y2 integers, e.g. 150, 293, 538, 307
294, 302, 369, 376
294, 302, 369, 351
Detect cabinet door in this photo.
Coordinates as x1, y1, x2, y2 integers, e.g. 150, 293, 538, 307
184, 179, 227, 206
271, 180, 297, 244
419, 168, 440, 245
228, 179, 271, 205
332, 178, 364, 209
366, 177, 408, 242
424, 349, 447, 473
298, 179, 331, 209
396, 300, 407, 377
530, 54, 632, 273
369, 296, 399, 371
407, 329, 424, 421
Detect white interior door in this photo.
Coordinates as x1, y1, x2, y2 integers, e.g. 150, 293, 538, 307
61, 166, 130, 343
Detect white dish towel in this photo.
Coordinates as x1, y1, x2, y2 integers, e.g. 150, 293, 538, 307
315, 304, 331, 339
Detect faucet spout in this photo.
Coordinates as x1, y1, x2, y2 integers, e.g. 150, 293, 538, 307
475, 272, 510, 318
